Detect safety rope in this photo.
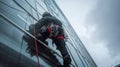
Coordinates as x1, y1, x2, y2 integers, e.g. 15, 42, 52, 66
31, 7, 40, 67
33, 27, 40, 67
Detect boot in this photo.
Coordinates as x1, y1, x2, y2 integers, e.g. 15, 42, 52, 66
63, 55, 71, 67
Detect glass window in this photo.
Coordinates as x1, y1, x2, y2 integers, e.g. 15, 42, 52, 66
14, 0, 39, 20
0, 0, 27, 28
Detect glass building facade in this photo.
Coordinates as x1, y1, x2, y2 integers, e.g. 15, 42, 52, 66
0, 0, 97, 67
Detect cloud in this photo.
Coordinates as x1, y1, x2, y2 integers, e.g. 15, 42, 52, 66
83, 0, 120, 66
79, 24, 97, 39
85, 0, 120, 56
79, 24, 113, 67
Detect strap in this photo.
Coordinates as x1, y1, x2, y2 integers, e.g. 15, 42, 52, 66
57, 35, 64, 39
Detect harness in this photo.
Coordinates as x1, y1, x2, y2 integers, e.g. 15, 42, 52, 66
40, 23, 62, 38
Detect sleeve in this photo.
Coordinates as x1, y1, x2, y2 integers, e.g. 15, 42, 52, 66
35, 18, 44, 29
34, 18, 46, 34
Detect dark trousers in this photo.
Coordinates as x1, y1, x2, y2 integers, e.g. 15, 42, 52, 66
53, 38, 69, 58
53, 37, 71, 66
37, 32, 71, 66
23, 30, 71, 66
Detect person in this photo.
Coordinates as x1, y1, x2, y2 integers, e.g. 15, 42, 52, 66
24, 12, 71, 67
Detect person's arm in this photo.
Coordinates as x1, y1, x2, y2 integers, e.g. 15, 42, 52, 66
35, 18, 44, 29
34, 18, 46, 34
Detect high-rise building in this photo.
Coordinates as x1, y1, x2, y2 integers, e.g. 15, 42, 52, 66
0, 0, 97, 67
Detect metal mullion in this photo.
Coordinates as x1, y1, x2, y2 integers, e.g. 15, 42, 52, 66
36, 0, 47, 11
13, 0, 37, 21
34, 0, 40, 19
25, 0, 42, 16
66, 45, 78, 67
0, 1, 26, 14
64, 27, 86, 67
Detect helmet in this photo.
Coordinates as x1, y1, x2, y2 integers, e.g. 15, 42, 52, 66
42, 12, 52, 17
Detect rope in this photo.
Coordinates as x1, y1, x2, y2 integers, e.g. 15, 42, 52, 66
31, 7, 40, 67
33, 27, 40, 67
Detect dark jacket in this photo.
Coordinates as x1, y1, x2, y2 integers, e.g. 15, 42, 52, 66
34, 15, 64, 37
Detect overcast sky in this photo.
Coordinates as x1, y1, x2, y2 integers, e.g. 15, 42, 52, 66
56, 0, 120, 67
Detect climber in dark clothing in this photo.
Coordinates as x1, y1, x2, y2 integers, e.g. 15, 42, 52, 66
23, 12, 71, 67
35, 12, 71, 67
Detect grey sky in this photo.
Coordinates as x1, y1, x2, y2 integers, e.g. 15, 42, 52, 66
56, 0, 120, 67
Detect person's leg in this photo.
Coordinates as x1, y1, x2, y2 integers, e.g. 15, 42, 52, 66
53, 37, 71, 66
37, 34, 62, 66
